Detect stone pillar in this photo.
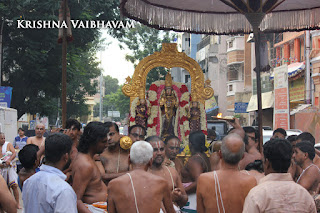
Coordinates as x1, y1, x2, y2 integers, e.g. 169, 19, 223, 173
284, 43, 290, 65
294, 38, 301, 62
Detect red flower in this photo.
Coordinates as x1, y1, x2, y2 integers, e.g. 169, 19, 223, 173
130, 117, 135, 122
180, 85, 188, 93
202, 130, 208, 135
153, 117, 158, 124
180, 116, 188, 124
180, 100, 188, 107
150, 100, 158, 106
185, 130, 190, 136
149, 84, 158, 91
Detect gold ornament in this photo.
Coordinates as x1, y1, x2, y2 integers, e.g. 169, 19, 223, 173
165, 72, 173, 87
120, 136, 133, 150
191, 94, 198, 102
139, 88, 145, 100
122, 43, 214, 108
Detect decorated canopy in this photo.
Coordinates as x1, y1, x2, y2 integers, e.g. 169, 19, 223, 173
120, 0, 320, 35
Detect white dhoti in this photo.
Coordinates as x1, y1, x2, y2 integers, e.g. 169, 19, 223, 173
85, 202, 108, 213
160, 203, 182, 213
1, 166, 18, 187
181, 193, 197, 213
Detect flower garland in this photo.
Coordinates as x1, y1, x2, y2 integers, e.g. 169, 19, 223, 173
129, 97, 151, 127
144, 80, 208, 153
146, 80, 190, 146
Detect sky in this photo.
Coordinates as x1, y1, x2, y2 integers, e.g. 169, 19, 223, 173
97, 30, 134, 85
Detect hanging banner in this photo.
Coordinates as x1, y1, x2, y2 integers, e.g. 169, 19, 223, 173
205, 96, 218, 113
0, 87, 13, 108
273, 65, 290, 130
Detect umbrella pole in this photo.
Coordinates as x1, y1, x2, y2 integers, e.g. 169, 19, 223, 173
253, 28, 263, 154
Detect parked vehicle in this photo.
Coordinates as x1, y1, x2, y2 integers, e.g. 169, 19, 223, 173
262, 129, 302, 144
207, 120, 229, 140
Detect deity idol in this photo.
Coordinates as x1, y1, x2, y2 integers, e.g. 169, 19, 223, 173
159, 72, 178, 140
135, 88, 150, 129
188, 97, 201, 133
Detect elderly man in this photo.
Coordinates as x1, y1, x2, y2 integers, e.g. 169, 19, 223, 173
197, 133, 257, 213
71, 122, 109, 213
0, 132, 20, 209
22, 133, 77, 213
107, 141, 175, 213
146, 136, 188, 211
27, 123, 46, 148
243, 138, 316, 213
293, 141, 320, 194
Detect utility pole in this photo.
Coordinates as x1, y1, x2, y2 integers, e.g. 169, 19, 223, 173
99, 73, 103, 121
61, 0, 67, 128
306, 30, 311, 104
0, 18, 4, 86
97, 45, 105, 121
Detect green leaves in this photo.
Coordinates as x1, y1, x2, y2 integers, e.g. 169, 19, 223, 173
2, 0, 120, 119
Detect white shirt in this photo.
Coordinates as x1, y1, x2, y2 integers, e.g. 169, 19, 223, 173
22, 164, 77, 213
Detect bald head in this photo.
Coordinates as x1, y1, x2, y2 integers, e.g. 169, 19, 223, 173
221, 133, 245, 165
228, 128, 245, 139
35, 123, 45, 138
36, 123, 45, 128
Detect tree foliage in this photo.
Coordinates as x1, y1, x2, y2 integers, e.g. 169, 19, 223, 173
104, 86, 130, 120
93, 75, 130, 121
1, 0, 119, 119
104, 75, 119, 95
115, 23, 175, 88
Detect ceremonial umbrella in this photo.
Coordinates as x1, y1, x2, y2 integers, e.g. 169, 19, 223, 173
120, 0, 320, 152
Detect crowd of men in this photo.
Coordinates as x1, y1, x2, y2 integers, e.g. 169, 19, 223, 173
0, 118, 320, 212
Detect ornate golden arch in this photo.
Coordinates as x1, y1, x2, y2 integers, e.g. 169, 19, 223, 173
122, 43, 214, 106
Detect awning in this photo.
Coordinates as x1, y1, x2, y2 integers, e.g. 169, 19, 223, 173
246, 91, 274, 112
270, 61, 305, 80
290, 104, 311, 115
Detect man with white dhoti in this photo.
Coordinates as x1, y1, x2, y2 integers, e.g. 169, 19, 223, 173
0, 132, 20, 209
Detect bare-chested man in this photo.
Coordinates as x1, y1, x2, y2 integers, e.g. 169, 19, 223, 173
128, 124, 146, 143
60, 119, 82, 183
0, 132, 20, 209
238, 126, 262, 170
209, 141, 222, 171
290, 132, 319, 181
98, 122, 129, 184
108, 141, 175, 213
71, 121, 109, 213
65, 118, 82, 159
164, 135, 184, 176
297, 132, 320, 168
0, 175, 17, 213
27, 123, 46, 148
211, 118, 248, 170
197, 133, 257, 213
146, 136, 188, 211
293, 141, 320, 194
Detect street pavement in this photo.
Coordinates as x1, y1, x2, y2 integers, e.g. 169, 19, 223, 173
17, 188, 23, 213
